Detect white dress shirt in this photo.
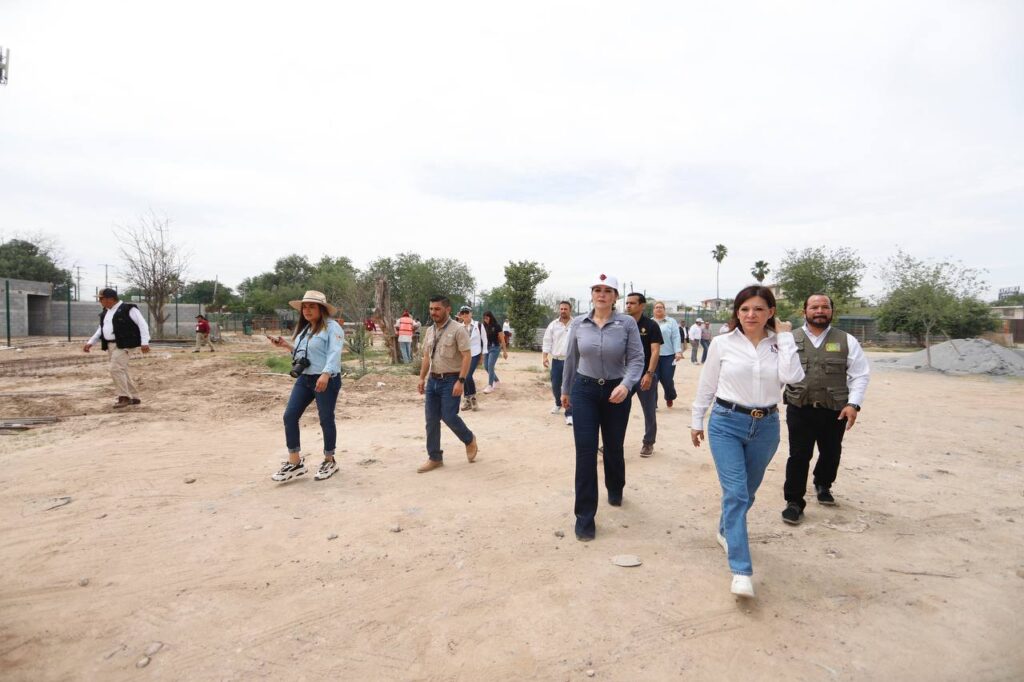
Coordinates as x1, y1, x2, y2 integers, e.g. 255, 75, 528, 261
542, 318, 571, 359
465, 319, 488, 356
801, 324, 871, 406
88, 301, 151, 346
691, 328, 805, 429
688, 324, 702, 342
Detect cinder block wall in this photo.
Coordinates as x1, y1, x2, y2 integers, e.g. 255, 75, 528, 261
47, 301, 207, 338
0, 278, 53, 338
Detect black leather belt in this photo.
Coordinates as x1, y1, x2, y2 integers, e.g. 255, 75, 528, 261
429, 372, 460, 379
577, 374, 622, 386
716, 398, 778, 419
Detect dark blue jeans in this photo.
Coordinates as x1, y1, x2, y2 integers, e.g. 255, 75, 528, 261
549, 359, 572, 416
656, 355, 677, 402
571, 375, 631, 537
465, 354, 481, 396
284, 373, 341, 455
631, 378, 658, 445
425, 375, 474, 461
700, 339, 710, 363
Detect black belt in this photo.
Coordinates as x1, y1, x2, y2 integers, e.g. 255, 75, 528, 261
577, 374, 622, 386
429, 372, 460, 379
716, 398, 778, 419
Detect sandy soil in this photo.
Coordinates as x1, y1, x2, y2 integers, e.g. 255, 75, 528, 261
1, 339, 1022, 681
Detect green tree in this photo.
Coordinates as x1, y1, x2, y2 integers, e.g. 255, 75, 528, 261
179, 279, 237, 308
364, 253, 475, 321
711, 244, 728, 300
776, 246, 864, 310
876, 249, 998, 366
503, 260, 549, 348
751, 260, 770, 283
479, 285, 511, 320
237, 254, 316, 313
0, 238, 73, 296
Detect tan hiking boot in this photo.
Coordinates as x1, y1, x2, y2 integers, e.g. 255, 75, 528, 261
465, 437, 479, 463
417, 459, 444, 473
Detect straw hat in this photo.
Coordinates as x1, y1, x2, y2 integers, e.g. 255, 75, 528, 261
289, 290, 338, 316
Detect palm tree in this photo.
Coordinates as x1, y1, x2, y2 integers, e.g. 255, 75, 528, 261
711, 244, 728, 300
751, 260, 770, 283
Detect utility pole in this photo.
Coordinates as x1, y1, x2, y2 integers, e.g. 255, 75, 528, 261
100, 264, 114, 288
75, 266, 82, 301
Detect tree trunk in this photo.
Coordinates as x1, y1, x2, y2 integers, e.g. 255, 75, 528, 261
924, 327, 932, 367
372, 277, 399, 364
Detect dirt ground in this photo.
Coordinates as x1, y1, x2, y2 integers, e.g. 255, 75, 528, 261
1, 338, 1022, 681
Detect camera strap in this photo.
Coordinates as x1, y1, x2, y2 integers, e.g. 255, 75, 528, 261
293, 328, 311, 360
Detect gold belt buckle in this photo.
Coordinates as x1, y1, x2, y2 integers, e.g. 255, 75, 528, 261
750, 408, 765, 419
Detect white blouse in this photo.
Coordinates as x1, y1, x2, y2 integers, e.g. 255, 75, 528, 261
691, 328, 805, 429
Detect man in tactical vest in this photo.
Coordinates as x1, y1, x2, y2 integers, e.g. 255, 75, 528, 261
83, 288, 151, 408
781, 294, 870, 524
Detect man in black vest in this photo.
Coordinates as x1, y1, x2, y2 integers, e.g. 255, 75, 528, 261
781, 294, 870, 524
83, 288, 151, 408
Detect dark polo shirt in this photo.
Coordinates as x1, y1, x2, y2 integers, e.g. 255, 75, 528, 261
635, 314, 664, 367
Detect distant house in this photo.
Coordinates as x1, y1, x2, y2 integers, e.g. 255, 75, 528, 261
700, 298, 729, 312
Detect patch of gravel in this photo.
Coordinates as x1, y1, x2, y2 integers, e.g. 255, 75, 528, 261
879, 339, 1024, 376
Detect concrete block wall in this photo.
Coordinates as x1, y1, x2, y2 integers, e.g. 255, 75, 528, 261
1, 278, 53, 338
47, 301, 207, 338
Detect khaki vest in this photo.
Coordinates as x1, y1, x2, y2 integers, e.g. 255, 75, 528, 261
785, 327, 850, 410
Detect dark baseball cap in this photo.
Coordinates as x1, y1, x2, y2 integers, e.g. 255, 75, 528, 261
98, 288, 118, 299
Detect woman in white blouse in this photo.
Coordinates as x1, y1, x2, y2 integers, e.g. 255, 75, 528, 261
691, 285, 805, 598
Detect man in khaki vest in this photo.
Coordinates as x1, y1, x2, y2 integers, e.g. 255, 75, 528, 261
416, 295, 478, 473
781, 294, 870, 524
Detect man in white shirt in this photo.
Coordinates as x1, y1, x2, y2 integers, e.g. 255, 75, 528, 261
781, 294, 871, 524
83, 288, 151, 408
688, 318, 704, 364
542, 301, 574, 425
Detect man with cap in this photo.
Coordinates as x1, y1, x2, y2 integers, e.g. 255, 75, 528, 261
781, 294, 871, 523
688, 318, 704, 364
193, 314, 215, 352
83, 288, 151, 408
417, 295, 479, 473
624, 292, 663, 457
457, 305, 487, 411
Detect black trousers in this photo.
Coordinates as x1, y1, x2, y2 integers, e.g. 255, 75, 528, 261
571, 376, 631, 537
784, 404, 847, 509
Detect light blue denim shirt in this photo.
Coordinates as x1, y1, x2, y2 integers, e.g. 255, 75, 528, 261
657, 317, 682, 355
561, 311, 645, 395
293, 319, 344, 375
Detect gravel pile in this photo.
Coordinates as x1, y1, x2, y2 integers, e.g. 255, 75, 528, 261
881, 339, 1024, 376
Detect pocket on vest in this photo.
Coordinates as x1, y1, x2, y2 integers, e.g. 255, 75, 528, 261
824, 358, 846, 374
826, 386, 849, 405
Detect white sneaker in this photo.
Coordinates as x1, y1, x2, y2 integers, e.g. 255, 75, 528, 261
716, 532, 728, 554
565, 415, 573, 426
550, 406, 562, 414
314, 459, 337, 480
272, 458, 306, 482
493, 381, 500, 389
483, 385, 493, 394
731, 575, 755, 598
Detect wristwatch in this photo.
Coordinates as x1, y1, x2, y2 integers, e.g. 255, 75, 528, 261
457, 377, 466, 383
847, 403, 861, 411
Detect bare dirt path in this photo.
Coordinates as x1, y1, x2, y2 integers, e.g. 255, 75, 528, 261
1, 342, 1022, 680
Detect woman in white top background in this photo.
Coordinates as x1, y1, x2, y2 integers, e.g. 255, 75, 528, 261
691, 285, 804, 598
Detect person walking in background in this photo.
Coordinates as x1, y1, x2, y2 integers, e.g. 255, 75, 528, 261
396, 310, 417, 364
562, 274, 644, 541
624, 293, 663, 457
502, 319, 513, 347
701, 320, 712, 363
83, 288, 151, 409
691, 285, 803, 598
268, 290, 345, 482
542, 301, 574, 425
193, 314, 215, 353
417, 296, 478, 473
458, 305, 487, 411
719, 321, 731, 334
653, 301, 682, 408
781, 294, 871, 524
688, 318, 704, 364
481, 311, 507, 394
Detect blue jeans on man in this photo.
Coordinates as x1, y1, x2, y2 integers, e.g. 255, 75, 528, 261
631, 377, 658, 445
700, 339, 710, 363
399, 340, 412, 363
424, 375, 474, 461
707, 403, 781, 576
549, 358, 572, 416
284, 373, 341, 455
571, 376, 631, 538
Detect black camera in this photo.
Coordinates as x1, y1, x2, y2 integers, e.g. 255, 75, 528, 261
289, 356, 311, 378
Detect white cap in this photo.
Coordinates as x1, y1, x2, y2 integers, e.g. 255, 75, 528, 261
590, 273, 620, 291
695, 317, 704, 323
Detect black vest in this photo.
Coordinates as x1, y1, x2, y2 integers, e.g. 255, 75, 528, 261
100, 303, 143, 350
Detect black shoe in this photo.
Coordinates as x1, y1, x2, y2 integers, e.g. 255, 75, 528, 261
608, 493, 622, 507
782, 504, 803, 525
816, 486, 836, 506
575, 532, 595, 542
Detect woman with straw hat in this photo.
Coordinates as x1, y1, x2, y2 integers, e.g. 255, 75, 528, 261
268, 290, 345, 482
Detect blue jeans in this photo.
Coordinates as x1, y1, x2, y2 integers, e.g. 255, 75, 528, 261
424, 375, 474, 461
700, 339, 710, 363
707, 403, 781, 576
630, 377, 658, 445
656, 354, 677, 402
284, 373, 341, 455
399, 340, 412, 363
571, 375, 631, 537
465, 354, 481, 396
485, 345, 501, 386
549, 358, 572, 415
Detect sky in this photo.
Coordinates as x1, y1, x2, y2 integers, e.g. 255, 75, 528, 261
1, 0, 1022, 306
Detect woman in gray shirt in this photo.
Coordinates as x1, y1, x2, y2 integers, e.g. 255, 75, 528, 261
561, 274, 645, 541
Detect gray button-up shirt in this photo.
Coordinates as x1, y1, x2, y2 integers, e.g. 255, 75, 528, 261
561, 311, 645, 395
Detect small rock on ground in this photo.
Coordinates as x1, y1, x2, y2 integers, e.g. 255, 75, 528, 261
327, 533, 338, 540
78, 578, 89, 587
390, 525, 402, 533
184, 477, 196, 484
554, 530, 565, 538
136, 656, 151, 668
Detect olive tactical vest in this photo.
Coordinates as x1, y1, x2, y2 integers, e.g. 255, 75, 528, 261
784, 327, 850, 410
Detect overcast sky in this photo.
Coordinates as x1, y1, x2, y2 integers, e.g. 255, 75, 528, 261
2, 0, 1021, 305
